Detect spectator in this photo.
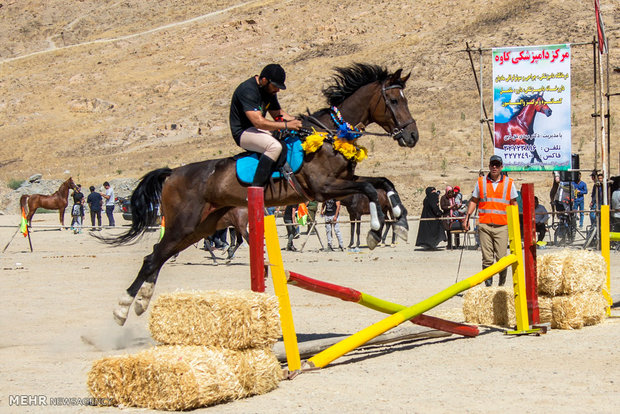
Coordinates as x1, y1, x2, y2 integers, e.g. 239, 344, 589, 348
573, 172, 587, 228
283, 204, 298, 251
101, 181, 115, 227
305, 200, 319, 234
534, 196, 549, 242
590, 173, 604, 227
464, 155, 518, 287
71, 184, 84, 232
611, 176, 620, 232
415, 187, 445, 250
87, 185, 103, 230
440, 186, 462, 249
321, 199, 344, 251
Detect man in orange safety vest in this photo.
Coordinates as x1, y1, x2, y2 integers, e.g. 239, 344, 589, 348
463, 155, 518, 287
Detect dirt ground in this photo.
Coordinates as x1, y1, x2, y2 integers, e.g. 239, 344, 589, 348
1, 212, 619, 413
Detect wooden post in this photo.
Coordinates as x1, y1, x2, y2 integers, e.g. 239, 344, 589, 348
521, 183, 539, 324
247, 187, 265, 292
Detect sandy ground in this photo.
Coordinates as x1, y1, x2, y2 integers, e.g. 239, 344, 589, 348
1, 212, 619, 414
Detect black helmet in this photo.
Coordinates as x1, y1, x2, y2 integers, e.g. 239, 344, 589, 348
260, 63, 286, 90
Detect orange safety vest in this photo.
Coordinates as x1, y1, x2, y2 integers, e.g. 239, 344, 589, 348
478, 175, 514, 225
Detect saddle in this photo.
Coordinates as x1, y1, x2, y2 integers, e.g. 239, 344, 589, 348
235, 135, 304, 185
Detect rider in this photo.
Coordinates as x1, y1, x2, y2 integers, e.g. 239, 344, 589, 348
229, 63, 302, 187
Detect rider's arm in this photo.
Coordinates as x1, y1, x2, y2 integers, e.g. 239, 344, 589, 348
245, 110, 287, 131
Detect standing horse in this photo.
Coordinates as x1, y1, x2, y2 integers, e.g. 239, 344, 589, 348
340, 190, 395, 248
102, 63, 419, 325
19, 177, 78, 227
494, 93, 552, 162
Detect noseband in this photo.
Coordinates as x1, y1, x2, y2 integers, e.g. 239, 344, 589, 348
381, 82, 416, 141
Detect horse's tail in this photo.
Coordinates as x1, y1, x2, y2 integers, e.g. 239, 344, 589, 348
19, 194, 30, 215
98, 167, 172, 245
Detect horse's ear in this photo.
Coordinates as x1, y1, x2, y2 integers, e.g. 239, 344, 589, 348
400, 71, 411, 85
389, 69, 403, 84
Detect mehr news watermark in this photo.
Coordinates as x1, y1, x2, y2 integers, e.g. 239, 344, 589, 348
8, 395, 114, 407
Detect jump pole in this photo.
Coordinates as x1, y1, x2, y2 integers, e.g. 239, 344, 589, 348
247, 187, 265, 292
305, 254, 519, 369
520, 183, 540, 324
305, 205, 538, 369
264, 214, 301, 374
285, 270, 479, 337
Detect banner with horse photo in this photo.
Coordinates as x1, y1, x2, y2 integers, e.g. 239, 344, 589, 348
492, 44, 571, 171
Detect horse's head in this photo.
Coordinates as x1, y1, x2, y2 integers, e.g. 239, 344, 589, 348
372, 69, 419, 148
533, 95, 552, 117
67, 177, 78, 191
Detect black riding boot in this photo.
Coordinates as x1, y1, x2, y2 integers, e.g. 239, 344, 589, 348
252, 155, 276, 187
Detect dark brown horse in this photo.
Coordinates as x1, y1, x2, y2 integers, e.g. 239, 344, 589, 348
340, 189, 395, 248
103, 63, 419, 325
19, 177, 78, 227
202, 207, 249, 263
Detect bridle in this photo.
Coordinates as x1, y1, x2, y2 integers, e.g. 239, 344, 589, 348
380, 81, 416, 142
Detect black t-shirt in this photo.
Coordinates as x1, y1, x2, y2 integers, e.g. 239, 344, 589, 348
323, 200, 338, 216
72, 191, 84, 204
87, 192, 103, 212
229, 77, 281, 143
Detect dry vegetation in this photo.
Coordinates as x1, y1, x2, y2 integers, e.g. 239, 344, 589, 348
1, 0, 619, 212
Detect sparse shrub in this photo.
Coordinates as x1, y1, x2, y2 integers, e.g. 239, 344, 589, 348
8, 178, 24, 190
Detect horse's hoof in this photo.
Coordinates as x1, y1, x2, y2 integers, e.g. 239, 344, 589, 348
113, 307, 128, 326
134, 282, 154, 316
394, 225, 408, 242
367, 231, 381, 250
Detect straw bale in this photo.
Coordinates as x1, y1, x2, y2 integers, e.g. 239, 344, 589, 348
462, 287, 516, 327
537, 295, 553, 324
149, 290, 280, 348
537, 250, 606, 296
87, 345, 282, 410
551, 291, 607, 330
536, 250, 569, 296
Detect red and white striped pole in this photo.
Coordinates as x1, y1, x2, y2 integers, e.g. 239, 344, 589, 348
521, 183, 539, 324
247, 187, 265, 292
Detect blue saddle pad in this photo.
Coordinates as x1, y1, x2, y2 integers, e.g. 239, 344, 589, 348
236, 136, 304, 184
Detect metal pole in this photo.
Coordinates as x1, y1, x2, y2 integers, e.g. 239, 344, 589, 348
480, 43, 485, 171
593, 38, 598, 170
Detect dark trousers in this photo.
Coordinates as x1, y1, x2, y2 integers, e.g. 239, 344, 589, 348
535, 222, 546, 242
91, 210, 102, 227
105, 205, 115, 226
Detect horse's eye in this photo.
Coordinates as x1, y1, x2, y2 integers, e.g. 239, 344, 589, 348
390, 99, 398, 104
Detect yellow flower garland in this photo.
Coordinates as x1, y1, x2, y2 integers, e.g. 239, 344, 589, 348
301, 129, 368, 162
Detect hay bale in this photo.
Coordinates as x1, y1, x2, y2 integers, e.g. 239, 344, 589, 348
537, 250, 569, 295
87, 345, 282, 410
149, 290, 280, 348
537, 250, 606, 296
551, 291, 607, 330
462, 287, 515, 327
537, 295, 553, 324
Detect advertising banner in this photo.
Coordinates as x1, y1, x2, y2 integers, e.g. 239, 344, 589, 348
492, 44, 571, 171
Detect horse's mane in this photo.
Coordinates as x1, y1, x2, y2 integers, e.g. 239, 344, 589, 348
322, 63, 393, 107
512, 93, 541, 112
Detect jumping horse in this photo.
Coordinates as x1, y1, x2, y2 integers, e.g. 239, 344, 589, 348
494, 93, 552, 163
103, 63, 419, 325
19, 177, 78, 227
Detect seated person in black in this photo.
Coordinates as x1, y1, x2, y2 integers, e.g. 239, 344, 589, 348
229, 63, 302, 187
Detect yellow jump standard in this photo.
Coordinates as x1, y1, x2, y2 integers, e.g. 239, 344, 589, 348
264, 215, 301, 373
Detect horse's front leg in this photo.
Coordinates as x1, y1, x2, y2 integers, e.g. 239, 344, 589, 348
316, 179, 385, 249
356, 177, 409, 243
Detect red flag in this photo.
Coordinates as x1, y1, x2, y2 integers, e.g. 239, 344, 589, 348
594, 0, 608, 54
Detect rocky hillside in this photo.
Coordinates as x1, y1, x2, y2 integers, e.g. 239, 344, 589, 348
1, 0, 619, 213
